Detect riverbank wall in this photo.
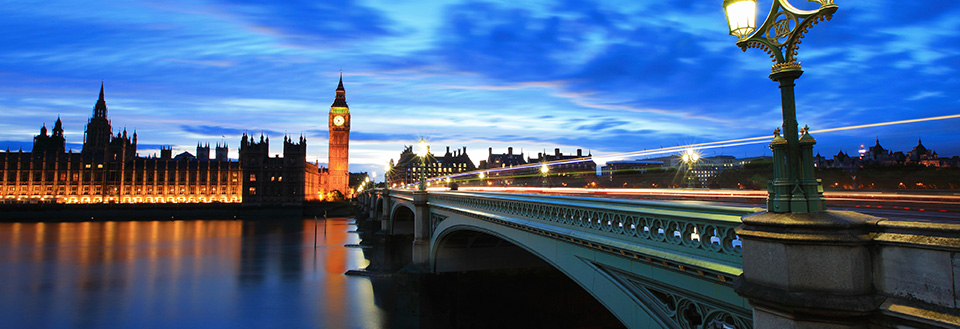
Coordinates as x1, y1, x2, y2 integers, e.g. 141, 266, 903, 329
0, 201, 354, 222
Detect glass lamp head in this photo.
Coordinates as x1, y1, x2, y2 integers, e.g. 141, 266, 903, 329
416, 138, 428, 157
540, 164, 549, 174
723, 0, 757, 39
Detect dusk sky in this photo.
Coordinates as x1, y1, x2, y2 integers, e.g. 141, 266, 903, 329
1, 1, 958, 179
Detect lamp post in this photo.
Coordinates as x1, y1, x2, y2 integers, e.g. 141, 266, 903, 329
723, 0, 834, 213
415, 138, 428, 191
681, 149, 700, 188
540, 163, 549, 187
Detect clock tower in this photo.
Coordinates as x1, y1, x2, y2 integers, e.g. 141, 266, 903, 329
327, 74, 351, 196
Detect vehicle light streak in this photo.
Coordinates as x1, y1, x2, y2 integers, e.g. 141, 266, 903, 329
396, 114, 960, 189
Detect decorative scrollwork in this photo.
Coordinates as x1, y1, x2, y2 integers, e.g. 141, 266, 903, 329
605, 266, 754, 329
736, 0, 838, 69
429, 194, 746, 263
767, 10, 797, 47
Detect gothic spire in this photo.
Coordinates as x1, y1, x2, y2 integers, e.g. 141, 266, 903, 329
331, 73, 348, 109
93, 81, 108, 118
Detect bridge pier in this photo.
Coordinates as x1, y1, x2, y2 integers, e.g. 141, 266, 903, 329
380, 189, 392, 233
736, 210, 960, 328
736, 211, 879, 328
412, 191, 431, 266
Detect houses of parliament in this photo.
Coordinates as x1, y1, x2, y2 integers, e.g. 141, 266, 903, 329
0, 78, 352, 205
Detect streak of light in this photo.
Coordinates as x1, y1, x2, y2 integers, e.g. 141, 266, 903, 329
393, 114, 960, 189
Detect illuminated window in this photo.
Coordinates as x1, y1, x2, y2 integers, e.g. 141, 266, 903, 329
248, 187, 256, 195
249, 174, 256, 181
97, 164, 103, 168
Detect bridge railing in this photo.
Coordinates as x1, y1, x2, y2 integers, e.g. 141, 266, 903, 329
427, 191, 762, 275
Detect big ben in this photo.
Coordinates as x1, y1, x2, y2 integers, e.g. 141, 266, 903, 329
328, 74, 351, 195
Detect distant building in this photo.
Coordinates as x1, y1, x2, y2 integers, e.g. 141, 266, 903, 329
527, 148, 596, 181
906, 139, 941, 167
601, 160, 664, 181
815, 138, 956, 170
0, 83, 242, 204
239, 133, 320, 206
477, 147, 527, 184
0, 77, 357, 205
388, 145, 476, 188
321, 74, 352, 198
31, 118, 65, 154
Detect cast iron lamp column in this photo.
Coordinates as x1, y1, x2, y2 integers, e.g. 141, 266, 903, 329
723, 0, 833, 213
415, 138, 428, 191
724, 2, 889, 328
540, 163, 549, 187
681, 149, 700, 188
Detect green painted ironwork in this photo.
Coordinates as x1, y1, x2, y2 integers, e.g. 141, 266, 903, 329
727, 0, 835, 213
429, 191, 757, 269
600, 265, 753, 329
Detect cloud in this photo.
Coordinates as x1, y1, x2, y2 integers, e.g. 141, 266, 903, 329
906, 91, 945, 101
162, 58, 235, 67
208, 0, 398, 48
179, 125, 279, 137
306, 130, 414, 143
576, 118, 632, 131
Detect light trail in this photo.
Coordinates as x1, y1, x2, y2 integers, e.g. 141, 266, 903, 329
395, 114, 960, 189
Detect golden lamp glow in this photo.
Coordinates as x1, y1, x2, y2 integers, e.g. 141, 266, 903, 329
540, 164, 549, 174
416, 138, 428, 157
682, 149, 700, 163
723, 0, 757, 38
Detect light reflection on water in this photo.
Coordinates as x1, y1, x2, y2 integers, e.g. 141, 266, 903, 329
0, 218, 385, 329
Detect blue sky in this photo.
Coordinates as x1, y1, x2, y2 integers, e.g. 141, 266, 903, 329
1, 0, 958, 179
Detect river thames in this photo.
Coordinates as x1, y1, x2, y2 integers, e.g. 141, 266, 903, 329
0, 218, 622, 329
0, 219, 387, 328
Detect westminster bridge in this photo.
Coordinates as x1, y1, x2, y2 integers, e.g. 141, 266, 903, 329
356, 188, 960, 329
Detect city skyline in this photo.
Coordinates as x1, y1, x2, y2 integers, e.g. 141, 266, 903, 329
1, 1, 958, 180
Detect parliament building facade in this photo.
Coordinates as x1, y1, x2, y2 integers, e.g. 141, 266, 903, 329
1, 78, 352, 205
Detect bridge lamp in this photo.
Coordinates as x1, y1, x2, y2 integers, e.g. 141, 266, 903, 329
723, 0, 835, 213
723, 0, 756, 39
681, 149, 699, 164
416, 138, 429, 191
682, 149, 700, 188
384, 162, 392, 187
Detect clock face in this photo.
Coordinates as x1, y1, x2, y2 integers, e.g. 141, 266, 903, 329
333, 115, 345, 126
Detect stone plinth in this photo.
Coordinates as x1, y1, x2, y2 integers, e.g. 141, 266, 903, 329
735, 210, 883, 328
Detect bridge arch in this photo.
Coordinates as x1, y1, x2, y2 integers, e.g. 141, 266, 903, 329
390, 203, 415, 235
432, 225, 549, 273
430, 216, 645, 326
430, 214, 750, 329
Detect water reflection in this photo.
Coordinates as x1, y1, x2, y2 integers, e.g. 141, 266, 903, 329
0, 218, 384, 329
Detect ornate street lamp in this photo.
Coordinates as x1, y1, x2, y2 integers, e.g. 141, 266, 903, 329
415, 138, 429, 191
540, 163, 550, 187
723, 0, 835, 213
681, 149, 700, 188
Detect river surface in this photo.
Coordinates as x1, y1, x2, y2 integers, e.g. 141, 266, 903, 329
0, 218, 623, 329
0, 219, 387, 329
